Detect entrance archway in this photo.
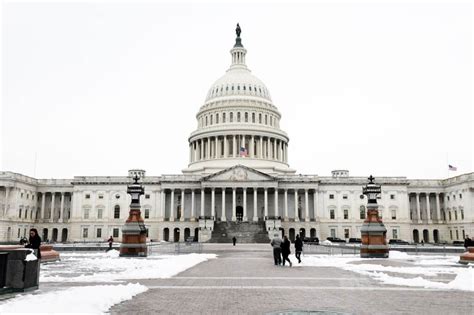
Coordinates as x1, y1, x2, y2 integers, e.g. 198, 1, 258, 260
289, 228, 295, 242
413, 229, 419, 243
43, 228, 49, 242
236, 206, 243, 221
174, 228, 180, 242
184, 228, 191, 241
310, 228, 316, 238
163, 228, 169, 241
423, 229, 429, 243
61, 228, 68, 242
299, 228, 306, 239
194, 228, 199, 242
52, 228, 58, 242
433, 229, 439, 243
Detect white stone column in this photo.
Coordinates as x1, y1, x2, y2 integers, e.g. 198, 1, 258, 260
41, 192, 46, 220
267, 138, 271, 159
60, 192, 65, 222
191, 190, 195, 221
232, 188, 236, 221
284, 189, 288, 221
50, 192, 55, 221
170, 189, 175, 221
233, 135, 236, 157
253, 188, 258, 221
250, 136, 254, 158
294, 190, 299, 222
426, 193, 431, 221
211, 188, 215, 219
264, 188, 268, 218
224, 136, 228, 158
313, 190, 318, 221
221, 188, 226, 221
206, 137, 210, 159
243, 188, 247, 221
201, 189, 205, 217
274, 189, 279, 217
215, 137, 218, 158
180, 190, 185, 221
416, 193, 421, 220
259, 137, 263, 158
273, 139, 277, 160
304, 189, 309, 222
436, 193, 441, 221
160, 190, 165, 221
280, 141, 283, 162
200, 139, 204, 160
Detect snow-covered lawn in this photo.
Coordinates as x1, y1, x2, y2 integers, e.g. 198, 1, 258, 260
300, 251, 473, 291
0, 251, 216, 314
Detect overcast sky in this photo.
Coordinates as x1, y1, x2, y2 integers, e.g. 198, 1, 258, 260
1, 1, 472, 179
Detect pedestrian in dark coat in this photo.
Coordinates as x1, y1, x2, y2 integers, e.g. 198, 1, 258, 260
107, 236, 114, 251
25, 228, 42, 259
295, 234, 303, 263
281, 236, 292, 267
232, 236, 237, 246
464, 235, 471, 249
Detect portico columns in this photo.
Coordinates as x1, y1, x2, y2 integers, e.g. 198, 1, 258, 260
416, 193, 421, 220
211, 188, 215, 220
284, 189, 288, 221
274, 189, 279, 217
243, 188, 247, 221
264, 188, 268, 218
294, 190, 299, 222
170, 189, 175, 221
206, 137, 210, 159
233, 136, 236, 158
259, 137, 263, 159
221, 189, 226, 221
304, 189, 309, 222
313, 190, 318, 220
232, 188, 236, 221
436, 194, 441, 221
180, 190, 185, 221
160, 190, 165, 220
215, 137, 218, 158
200, 189, 205, 217
267, 138, 270, 159
426, 194, 431, 221
50, 193, 55, 221
224, 136, 228, 158
200, 139, 204, 160
60, 193, 64, 222
41, 193, 46, 220
191, 190, 195, 221
253, 189, 258, 221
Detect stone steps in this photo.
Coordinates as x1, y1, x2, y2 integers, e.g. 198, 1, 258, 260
210, 221, 269, 243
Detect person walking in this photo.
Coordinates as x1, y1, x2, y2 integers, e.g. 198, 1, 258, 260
295, 234, 303, 263
232, 236, 237, 246
464, 235, 471, 249
281, 235, 292, 267
270, 233, 282, 266
25, 228, 42, 259
107, 236, 114, 251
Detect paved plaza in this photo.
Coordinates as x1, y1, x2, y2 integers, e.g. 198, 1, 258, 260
109, 245, 472, 315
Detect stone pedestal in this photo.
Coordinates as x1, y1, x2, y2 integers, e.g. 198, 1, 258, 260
119, 208, 148, 257
459, 247, 474, 264
360, 205, 388, 258
0, 249, 40, 292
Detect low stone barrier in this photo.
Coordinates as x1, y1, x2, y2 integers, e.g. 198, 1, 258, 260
0, 248, 40, 293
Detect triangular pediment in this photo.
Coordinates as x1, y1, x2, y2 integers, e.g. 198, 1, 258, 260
202, 165, 275, 182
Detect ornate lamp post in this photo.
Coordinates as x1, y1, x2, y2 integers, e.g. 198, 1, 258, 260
119, 169, 148, 257
360, 175, 388, 258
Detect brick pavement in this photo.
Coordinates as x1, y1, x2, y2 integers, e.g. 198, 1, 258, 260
110, 246, 473, 315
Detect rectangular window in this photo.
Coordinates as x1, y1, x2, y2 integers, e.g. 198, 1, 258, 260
342, 195, 348, 199
85, 194, 90, 199
449, 230, 453, 240
454, 211, 458, 220
330, 209, 335, 219
449, 211, 452, 220
145, 209, 150, 219
145, 194, 150, 199
96, 228, 102, 238
330, 228, 336, 238
343, 210, 348, 220
391, 210, 396, 220
461, 210, 464, 220
114, 207, 120, 219
329, 194, 334, 199
459, 194, 462, 199
390, 194, 395, 200
360, 206, 366, 219
19, 209, 22, 218
17, 228, 21, 238
113, 228, 119, 238
462, 230, 465, 239
455, 230, 459, 240
84, 209, 89, 219
344, 228, 349, 238
98, 194, 104, 199
392, 229, 398, 239
21, 193, 24, 198
83, 228, 88, 238
97, 209, 103, 219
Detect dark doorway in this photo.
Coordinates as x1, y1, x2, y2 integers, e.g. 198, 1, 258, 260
177, 206, 182, 220
433, 229, 439, 243
163, 228, 169, 241
423, 229, 429, 243
310, 228, 316, 238
61, 228, 68, 242
52, 228, 58, 242
194, 228, 199, 242
413, 229, 419, 243
184, 228, 191, 241
174, 228, 180, 242
289, 228, 295, 242
236, 206, 243, 221
43, 228, 48, 242
299, 228, 306, 239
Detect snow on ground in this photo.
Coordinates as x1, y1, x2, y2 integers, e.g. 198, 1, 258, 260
0, 283, 147, 314
300, 251, 473, 292
41, 250, 217, 282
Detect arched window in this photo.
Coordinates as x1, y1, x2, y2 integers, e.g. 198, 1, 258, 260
243, 85, 246, 90
205, 116, 208, 126
245, 112, 248, 122
216, 113, 219, 124
259, 113, 262, 123
237, 85, 240, 90
232, 85, 234, 91
252, 113, 255, 123
223, 112, 226, 122
230, 112, 233, 122
226, 86, 229, 91
114, 205, 120, 219
265, 115, 268, 125
210, 115, 213, 125
237, 112, 241, 122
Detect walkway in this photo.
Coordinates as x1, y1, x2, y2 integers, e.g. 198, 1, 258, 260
111, 244, 473, 314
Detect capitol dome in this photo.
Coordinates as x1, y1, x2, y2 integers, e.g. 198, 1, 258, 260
183, 25, 295, 176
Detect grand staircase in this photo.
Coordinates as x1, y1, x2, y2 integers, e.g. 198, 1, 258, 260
210, 221, 270, 243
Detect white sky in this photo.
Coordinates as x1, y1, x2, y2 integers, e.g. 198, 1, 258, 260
1, 1, 472, 179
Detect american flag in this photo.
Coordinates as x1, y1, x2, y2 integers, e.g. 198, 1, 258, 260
448, 164, 457, 171
240, 147, 248, 157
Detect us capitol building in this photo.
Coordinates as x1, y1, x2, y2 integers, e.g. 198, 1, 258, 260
1, 26, 472, 244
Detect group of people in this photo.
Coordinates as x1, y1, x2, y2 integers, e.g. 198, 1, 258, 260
464, 235, 474, 249
270, 233, 303, 266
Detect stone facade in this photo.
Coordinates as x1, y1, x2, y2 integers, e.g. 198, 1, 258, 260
1, 29, 473, 244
